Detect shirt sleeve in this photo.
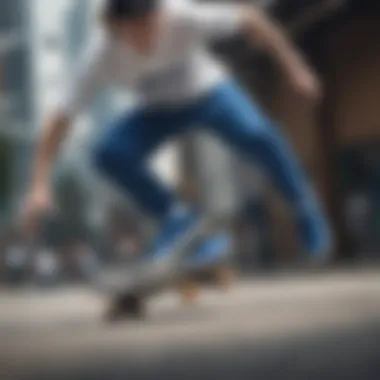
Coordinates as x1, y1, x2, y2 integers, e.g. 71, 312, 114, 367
180, 3, 246, 41
57, 36, 109, 118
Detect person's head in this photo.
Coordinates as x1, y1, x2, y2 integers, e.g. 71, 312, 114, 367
102, 0, 162, 53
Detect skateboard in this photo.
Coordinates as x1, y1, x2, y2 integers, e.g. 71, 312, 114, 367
99, 233, 235, 322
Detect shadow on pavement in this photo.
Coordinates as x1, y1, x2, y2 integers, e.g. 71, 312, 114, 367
18, 322, 380, 380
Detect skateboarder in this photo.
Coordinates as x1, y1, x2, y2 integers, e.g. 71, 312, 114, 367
22, 0, 332, 292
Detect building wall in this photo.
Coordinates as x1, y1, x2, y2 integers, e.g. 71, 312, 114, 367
325, 20, 380, 145
31, 0, 69, 128
323, 18, 380, 257
0, 0, 34, 219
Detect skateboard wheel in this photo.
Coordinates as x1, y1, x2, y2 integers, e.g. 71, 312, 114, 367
213, 267, 234, 291
178, 279, 201, 304
104, 293, 145, 322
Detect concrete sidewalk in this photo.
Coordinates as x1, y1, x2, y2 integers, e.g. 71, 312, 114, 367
1, 269, 380, 380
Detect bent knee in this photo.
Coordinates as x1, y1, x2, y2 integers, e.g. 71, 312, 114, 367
92, 139, 135, 174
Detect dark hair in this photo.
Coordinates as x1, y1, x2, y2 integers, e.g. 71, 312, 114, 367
104, 0, 158, 21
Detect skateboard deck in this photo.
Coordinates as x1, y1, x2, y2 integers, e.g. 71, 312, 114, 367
101, 261, 235, 322
97, 233, 235, 322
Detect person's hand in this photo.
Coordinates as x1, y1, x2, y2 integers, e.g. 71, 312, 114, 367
289, 66, 323, 104
21, 184, 53, 238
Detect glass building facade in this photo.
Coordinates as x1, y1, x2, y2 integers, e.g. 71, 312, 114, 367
0, 0, 34, 221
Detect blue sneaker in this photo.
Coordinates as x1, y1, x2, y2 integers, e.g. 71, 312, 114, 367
97, 205, 211, 295
296, 200, 334, 262
119, 205, 210, 293
185, 233, 233, 271
147, 204, 203, 261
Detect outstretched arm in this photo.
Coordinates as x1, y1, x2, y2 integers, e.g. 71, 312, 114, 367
241, 6, 321, 101
23, 38, 108, 234
30, 113, 71, 192
30, 37, 108, 191
23, 111, 72, 235
185, 2, 321, 101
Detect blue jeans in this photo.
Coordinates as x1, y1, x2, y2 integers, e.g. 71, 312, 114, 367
93, 81, 313, 219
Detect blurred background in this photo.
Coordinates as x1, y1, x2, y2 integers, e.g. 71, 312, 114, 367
1, 1, 380, 379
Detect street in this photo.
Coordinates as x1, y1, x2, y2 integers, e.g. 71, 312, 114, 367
1, 268, 380, 380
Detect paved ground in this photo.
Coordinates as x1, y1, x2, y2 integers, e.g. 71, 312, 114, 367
1, 268, 380, 380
